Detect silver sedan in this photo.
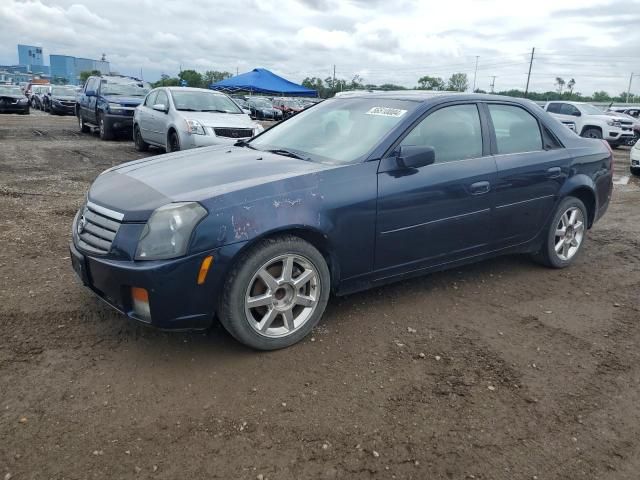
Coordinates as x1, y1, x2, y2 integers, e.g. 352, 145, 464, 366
133, 87, 264, 152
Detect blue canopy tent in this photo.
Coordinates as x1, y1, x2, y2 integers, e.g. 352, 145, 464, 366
210, 68, 317, 97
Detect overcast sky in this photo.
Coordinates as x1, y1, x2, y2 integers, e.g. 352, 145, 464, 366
1, 0, 639, 95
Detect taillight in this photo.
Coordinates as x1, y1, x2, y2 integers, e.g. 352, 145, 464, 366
602, 140, 614, 173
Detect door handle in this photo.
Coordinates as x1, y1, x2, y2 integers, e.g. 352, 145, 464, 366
470, 181, 491, 195
547, 167, 562, 179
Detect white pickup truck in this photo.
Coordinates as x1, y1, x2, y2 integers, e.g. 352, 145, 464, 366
544, 101, 635, 148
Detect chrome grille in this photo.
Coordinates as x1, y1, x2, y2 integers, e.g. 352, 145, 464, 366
214, 127, 253, 138
76, 201, 123, 255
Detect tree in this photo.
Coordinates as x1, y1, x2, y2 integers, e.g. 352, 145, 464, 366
79, 70, 102, 82
178, 69, 204, 88
152, 74, 180, 88
203, 70, 232, 86
417, 75, 445, 90
555, 77, 565, 94
592, 91, 611, 102
567, 78, 576, 97
447, 73, 469, 92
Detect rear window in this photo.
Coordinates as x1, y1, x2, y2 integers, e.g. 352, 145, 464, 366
488, 104, 542, 154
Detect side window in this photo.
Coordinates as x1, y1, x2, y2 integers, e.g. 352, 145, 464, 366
560, 104, 579, 116
155, 90, 168, 107
488, 104, 543, 154
145, 91, 158, 107
546, 103, 562, 114
400, 104, 483, 163
85, 78, 94, 92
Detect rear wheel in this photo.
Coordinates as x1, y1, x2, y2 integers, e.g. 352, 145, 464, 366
98, 113, 114, 140
78, 113, 90, 133
581, 127, 602, 139
533, 197, 587, 268
134, 125, 149, 152
30, 98, 37, 108
218, 236, 331, 350
167, 130, 180, 152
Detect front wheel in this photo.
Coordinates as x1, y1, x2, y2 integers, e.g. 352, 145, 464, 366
581, 128, 602, 139
167, 131, 180, 152
218, 236, 331, 350
98, 113, 114, 140
134, 125, 149, 152
631, 167, 640, 177
78, 113, 90, 133
533, 197, 587, 268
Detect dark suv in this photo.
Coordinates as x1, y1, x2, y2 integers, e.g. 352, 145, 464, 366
77, 75, 150, 140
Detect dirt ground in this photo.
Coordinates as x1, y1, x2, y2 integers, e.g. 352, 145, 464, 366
1, 111, 639, 480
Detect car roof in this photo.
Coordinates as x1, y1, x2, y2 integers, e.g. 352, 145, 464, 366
335, 90, 540, 106
165, 87, 225, 95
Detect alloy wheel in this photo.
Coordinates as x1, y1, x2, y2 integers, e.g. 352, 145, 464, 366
554, 206, 585, 261
244, 254, 320, 338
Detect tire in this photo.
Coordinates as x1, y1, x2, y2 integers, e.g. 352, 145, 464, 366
167, 130, 180, 152
134, 125, 149, 152
581, 128, 602, 139
218, 235, 331, 350
98, 113, 114, 140
533, 197, 588, 268
78, 113, 90, 133
30, 98, 37, 108
631, 167, 640, 177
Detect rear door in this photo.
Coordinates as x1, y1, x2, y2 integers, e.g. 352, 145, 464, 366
137, 90, 158, 143
375, 102, 497, 278
487, 102, 569, 248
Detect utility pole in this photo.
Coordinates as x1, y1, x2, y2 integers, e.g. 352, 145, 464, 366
472, 56, 479, 92
525, 47, 535, 97
490, 76, 496, 93
626, 73, 634, 103
332, 64, 336, 90
236, 66, 239, 76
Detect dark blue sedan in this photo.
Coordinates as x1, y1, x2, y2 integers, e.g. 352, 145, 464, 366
70, 91, 613, 350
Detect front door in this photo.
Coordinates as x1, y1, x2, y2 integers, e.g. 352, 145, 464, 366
375, 103, 497, 279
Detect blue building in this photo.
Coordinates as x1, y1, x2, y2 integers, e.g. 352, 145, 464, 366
18, 44, 43, 67
50, 54, 110, 85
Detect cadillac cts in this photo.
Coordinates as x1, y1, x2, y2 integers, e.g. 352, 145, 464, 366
70, 92, 613, 350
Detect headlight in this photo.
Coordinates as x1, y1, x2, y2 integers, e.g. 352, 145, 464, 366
135, 202, 207, 260
185, 119, 205, 135
606, 120, 614, 126
634, 140, 640, 150
254, 124, 264, 135
108, 102, 123, 113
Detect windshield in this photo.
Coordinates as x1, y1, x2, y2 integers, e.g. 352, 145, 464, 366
249, 98, 272, 108
52, 86, 76, 96
580, 104, 606, 115
101, 81, 150, 97
171, 90, 242, 113
249, 97, 418, 165
0, 86, 23, 95
285, 100, 303, 108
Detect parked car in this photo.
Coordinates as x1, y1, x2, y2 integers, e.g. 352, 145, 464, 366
230, 97, 251, 114
133, 87, 264, 152
43, 85, 77, 115
77, 75, 150, 140
70, 92, 613, 350
28, 85, 49, 110
272, 98, 304, 118
631, 140, 640, 175
605, 110, 640, 146
0, 85, 29, 114
544, 101, 634, 147
608, 107, 640, 119
247, 97, 283, 120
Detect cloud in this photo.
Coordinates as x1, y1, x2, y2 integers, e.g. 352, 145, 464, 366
0, 0, 638, 94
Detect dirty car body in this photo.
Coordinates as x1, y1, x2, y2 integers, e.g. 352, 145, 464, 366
70, 92, 613, 348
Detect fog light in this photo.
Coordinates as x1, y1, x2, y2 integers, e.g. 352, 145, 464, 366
131, 287, 151, 321
197, 255, 213, 285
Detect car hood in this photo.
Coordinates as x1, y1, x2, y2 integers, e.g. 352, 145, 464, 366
88, 146, 335, 221
103, 95, 144, 105
180, 111, 255, 128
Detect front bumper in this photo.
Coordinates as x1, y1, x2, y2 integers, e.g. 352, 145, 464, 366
0, 103, 29, 113
180, 130, 254, 149
50, 102, 75, 115
70, 240, 246, 330
104, 112, 134, 132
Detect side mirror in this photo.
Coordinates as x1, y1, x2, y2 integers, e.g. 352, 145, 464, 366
152, 103, 168, 113
571, 110, 581, 117
85, 90, 96, 97
397, 145, 435, 169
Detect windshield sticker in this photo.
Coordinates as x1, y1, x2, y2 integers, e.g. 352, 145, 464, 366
365, 107, 407, 117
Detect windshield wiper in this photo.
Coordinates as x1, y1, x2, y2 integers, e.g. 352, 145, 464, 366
177, 108, 200, 112
201, 109, 232, 113
266, 148, 309, 160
